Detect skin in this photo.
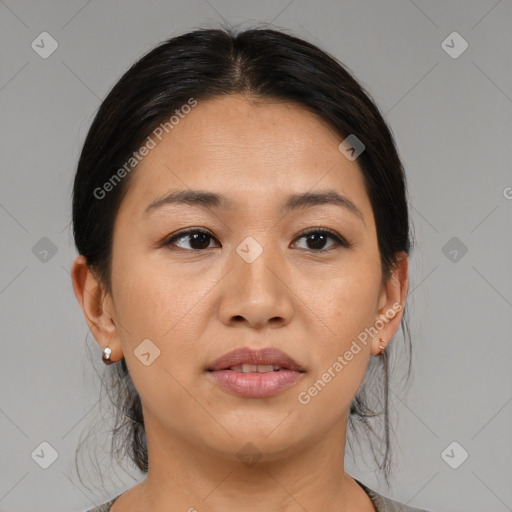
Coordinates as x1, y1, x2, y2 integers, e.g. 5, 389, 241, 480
72, 94, 408, 512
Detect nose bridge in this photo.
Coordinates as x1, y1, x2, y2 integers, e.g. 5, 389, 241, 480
235, 234, 282, 299
218, 235, 293, 328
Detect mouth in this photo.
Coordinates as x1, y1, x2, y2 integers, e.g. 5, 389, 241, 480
206, 347, 305, 398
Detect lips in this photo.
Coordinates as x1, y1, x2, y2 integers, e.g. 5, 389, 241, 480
207, 347, 305, 373
206, 347, 305, 398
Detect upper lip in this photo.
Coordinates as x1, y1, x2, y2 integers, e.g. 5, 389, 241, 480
207, 347, 305, 372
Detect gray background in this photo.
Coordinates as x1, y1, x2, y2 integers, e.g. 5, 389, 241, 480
1, 1, 511, 511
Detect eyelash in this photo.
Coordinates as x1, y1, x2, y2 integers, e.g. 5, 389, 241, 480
162, 227, 352, 252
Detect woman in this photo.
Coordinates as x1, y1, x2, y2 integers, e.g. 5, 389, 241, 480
71, 27, 431, 512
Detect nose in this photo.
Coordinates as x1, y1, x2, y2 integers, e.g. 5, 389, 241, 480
217, 242, 294, 330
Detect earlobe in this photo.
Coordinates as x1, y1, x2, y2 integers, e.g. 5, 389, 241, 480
71, 255, 122, 361
371, 252, 409, 356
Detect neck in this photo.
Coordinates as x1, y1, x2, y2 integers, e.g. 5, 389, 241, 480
125, 410, 374, 512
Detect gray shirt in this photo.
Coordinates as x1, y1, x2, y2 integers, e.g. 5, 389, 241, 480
84, 479, 431, 512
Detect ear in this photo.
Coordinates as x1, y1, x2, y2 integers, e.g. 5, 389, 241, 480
370, 251, 409, 356
71, 255, 123, 362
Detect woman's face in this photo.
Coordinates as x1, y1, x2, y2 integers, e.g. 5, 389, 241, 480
77, 94, 406, 463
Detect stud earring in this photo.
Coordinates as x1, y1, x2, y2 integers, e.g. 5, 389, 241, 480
102, 346, 115, 365
379, 338, 387, 354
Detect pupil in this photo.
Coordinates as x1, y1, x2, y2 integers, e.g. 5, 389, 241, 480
191, 232, 210, 249
308, 233, 326, 249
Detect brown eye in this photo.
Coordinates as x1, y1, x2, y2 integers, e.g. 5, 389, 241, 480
293, 228, 350, 251
164, 229, 220, 250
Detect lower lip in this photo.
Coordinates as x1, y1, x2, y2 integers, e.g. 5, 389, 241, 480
207, 369, 304, 398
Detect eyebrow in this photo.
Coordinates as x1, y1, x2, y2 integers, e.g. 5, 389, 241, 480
282, 190, 364, 224
143, 189, 364, 224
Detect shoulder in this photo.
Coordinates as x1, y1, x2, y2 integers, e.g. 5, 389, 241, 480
355, 479, 433, 512
84, 495, 121, 512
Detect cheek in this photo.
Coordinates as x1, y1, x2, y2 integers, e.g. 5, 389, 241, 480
295, 268, 378, 414
111, 250, 198, 335
299, 253, 381, 342
293, 253, 380, 409
110, 249, 218, 381
110, 254, 214, 421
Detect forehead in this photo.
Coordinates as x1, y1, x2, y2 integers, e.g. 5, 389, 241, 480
118, 94, 372, 219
